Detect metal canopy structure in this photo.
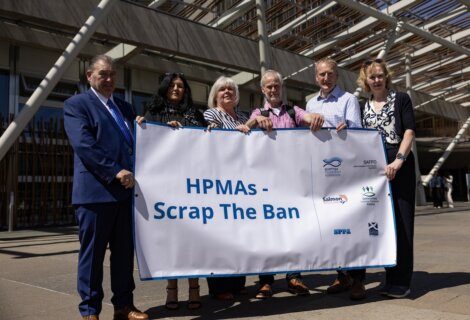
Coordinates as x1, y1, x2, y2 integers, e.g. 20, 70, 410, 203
130, 0, 469, 108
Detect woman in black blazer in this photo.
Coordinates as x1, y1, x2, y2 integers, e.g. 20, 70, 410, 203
357, 59, 416, 299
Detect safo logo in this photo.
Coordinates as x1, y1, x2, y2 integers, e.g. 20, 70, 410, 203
353, 159, 378, 170
323, 194, 348, 204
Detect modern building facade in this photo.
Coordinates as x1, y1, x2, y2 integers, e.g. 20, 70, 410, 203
0, 0, 469, 228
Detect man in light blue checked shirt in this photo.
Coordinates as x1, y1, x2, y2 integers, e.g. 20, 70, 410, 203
306, 57, 362, 131
306, 57, 367, 301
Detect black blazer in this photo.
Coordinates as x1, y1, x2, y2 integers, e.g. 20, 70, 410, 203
393, 91, 416, 140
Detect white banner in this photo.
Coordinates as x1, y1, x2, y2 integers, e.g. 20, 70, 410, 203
134, 124, 396, 280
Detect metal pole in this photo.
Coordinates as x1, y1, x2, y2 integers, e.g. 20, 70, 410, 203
422, 116, 470, 186
8, 192, 14, 232
255, 0, 269, 75
405, 53, 426, 205
334, 0, 470, 57
377, 21, 403, 59
0, 0, 118, 162
354, 22, 402, 98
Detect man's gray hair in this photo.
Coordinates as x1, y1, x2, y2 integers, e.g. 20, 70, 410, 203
260, 70, 283, 87
87, 54, 115, 72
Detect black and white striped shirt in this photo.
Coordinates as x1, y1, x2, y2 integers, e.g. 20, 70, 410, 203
203, 108, 248, 129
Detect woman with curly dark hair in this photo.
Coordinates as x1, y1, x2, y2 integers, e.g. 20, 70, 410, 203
145, 72, 205, 310
145, 72, 206, 128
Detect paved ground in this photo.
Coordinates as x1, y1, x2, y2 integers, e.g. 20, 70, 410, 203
1, 202, 470, 320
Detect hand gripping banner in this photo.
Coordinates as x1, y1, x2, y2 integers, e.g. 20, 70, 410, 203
133, 123, 396, 280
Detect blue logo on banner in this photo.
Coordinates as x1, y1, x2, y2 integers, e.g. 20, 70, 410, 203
323, 157, 343, 167
334, 228, 351, 235
368, 222, 379, 236
323, 156, 342, 177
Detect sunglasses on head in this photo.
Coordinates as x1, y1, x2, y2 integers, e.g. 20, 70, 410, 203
362, 58, 384, 68
165, 72, 184, 77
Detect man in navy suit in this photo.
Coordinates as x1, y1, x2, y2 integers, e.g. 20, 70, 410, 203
64, 55, 148, 320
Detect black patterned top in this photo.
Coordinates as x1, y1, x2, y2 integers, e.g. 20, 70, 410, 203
144, 95, 206, 127
362, 90, 400, 145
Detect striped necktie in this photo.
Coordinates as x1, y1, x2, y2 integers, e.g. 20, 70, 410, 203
107, 99, 133, 146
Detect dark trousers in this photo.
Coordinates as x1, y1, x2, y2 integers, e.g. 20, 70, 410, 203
76, 200, 135, 316
207, 276, 246, 296
258, 272, 301, 286
385, 147, 415, 287
432, 187, 443, 207
337, 269, 366, 282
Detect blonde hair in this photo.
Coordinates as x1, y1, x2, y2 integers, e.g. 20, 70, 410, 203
357, 59, 392, 92
207, 76, 239, 108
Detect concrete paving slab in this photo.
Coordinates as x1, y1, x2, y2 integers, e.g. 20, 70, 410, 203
1, 202, 469, 320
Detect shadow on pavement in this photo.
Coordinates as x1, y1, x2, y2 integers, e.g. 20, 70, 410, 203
144, 270, 470, 319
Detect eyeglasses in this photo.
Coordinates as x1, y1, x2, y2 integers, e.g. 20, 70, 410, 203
362, 58, 384, 68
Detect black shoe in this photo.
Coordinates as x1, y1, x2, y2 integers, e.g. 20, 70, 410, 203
378, 283, 392, 296
387, 286, 410, 298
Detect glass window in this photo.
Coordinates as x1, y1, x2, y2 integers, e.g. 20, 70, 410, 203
113, 89, 125, 102
132, 91, 152, 116
19, 104, 63, 134
0, 71, 9, 124
20, 74, 79, 102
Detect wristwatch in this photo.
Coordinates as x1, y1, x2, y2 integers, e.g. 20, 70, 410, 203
396, 152, 407, 161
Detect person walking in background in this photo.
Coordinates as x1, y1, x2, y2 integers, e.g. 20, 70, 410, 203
444, 173, 454, 208
145, 72, 205, 310
64, 55, 148, 320
357, 58, 416, 299
430, 172, 445, 208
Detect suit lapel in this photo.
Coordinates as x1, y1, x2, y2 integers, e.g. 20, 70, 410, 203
87, 90, 133, 147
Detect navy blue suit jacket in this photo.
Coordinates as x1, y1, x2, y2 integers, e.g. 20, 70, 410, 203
64, 89, 136, 205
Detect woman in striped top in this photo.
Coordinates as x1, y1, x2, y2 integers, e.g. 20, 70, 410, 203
203, 76, 248, 300
204, 76, 249, 133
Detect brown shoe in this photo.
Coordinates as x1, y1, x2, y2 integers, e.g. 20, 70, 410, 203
255, 283, 273, 299
349, 280, 366, 300
82, 316, 99, 320
326, 275, 352, 294
113, 305, 148, 320
215, 292, 234, 300
287, 278, 310, 295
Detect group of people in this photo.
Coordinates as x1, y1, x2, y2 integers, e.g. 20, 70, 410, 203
64, 54, 417, 320
429, 172, 454, 208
